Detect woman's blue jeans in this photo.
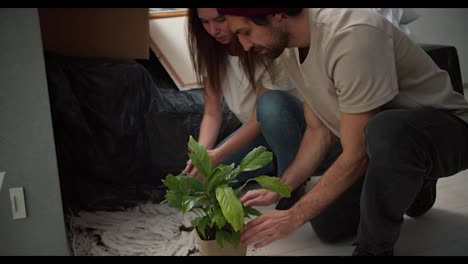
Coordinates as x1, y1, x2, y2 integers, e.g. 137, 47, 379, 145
218, 90, 305, 186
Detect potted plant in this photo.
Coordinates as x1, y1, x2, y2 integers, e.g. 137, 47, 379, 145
162, 136, 291, 256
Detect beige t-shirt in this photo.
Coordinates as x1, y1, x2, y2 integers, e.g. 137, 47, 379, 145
220, 56, 300, 123
280, 8, 468, 137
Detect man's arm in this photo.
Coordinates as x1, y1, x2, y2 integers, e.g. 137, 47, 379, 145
240, 102, 333, 207
239, 108, 377, 248
289, 110, 377, 227
287, 23, 398, 226
279, 103, 334, 189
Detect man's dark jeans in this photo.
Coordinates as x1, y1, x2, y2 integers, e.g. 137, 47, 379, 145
309, 108, 468, 254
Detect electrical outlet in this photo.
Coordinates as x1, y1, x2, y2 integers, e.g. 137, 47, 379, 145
10, 187, 27, 219
0, 171, 5, 192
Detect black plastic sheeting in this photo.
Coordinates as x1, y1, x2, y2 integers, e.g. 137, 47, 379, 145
45, 51, 240, 211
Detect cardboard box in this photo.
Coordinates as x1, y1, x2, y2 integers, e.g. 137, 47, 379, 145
39, 8, 149, 59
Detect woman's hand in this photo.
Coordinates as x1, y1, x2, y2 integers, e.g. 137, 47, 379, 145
181, 148, 224, 182
181, 159, 205, 181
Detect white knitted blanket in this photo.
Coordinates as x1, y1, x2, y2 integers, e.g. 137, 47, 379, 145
67, 202, 199, 256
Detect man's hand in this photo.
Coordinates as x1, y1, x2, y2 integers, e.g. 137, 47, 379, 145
240, 189, 282, 207
240, 209, 300, 249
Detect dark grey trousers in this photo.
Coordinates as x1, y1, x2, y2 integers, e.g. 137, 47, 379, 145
309, 108, 468, 254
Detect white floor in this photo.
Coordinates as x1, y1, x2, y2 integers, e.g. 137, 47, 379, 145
246, 169, 468, 256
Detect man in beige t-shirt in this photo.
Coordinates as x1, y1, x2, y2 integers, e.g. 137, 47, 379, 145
218, 8, 468, 256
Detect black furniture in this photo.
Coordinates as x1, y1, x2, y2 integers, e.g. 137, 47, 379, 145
421, 44, 464, 95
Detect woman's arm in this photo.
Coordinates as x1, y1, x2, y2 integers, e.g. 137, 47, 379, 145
182, 78, 223, 179
198, 78, 223, 149
211, 87, 269, 164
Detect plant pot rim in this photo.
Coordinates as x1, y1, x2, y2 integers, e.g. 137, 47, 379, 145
195, 230, 247, 256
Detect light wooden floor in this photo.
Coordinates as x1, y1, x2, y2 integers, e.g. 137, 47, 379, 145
247, 169, 468, 256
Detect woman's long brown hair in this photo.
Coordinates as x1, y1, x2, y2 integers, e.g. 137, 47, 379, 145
187, 8, 268, 94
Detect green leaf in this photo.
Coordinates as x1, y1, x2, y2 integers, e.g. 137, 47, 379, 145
239, 146, 272, 172
182, 196, 202, 213
194, 216, 210, 239
162, 174, 205, 211
163, 174, 205, 213
253, 176, 292, 198
180, 176, 205, 193
162, 174, 184, 193
205, 164, 232, 192
191, 216, 202, 227
216, 185, 244, 232
215, 229, 229, 248
244, 206, 262, 217
163, 139, 290, 247
227, 165, 242, 182
211, 206, 226, 229
162, 174, 203, 194
224, 230, 241, 248
164, 190, 184, 209
188, 136, 212, 178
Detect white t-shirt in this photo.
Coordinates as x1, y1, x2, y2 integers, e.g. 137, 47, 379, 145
280, 8, 468, 137
220, 56, 300, 123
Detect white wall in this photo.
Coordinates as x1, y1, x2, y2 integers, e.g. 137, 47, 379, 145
149, 16, 200, 90
0, 8, 69, 255
408, 8, 468, 85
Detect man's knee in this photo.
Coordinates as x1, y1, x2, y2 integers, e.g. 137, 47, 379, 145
310, 220, 357, 243
365, 110, 415, 160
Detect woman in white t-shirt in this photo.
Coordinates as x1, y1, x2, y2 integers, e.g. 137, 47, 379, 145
183, 8, 305, 205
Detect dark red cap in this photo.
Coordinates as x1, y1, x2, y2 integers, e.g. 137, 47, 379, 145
217, 8, 286, 17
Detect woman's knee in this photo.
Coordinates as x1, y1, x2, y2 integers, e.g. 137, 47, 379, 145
257, 90, 288, 120
257, 90, 303, 127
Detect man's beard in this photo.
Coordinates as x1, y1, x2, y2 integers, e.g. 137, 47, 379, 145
263, 28, 289, 59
